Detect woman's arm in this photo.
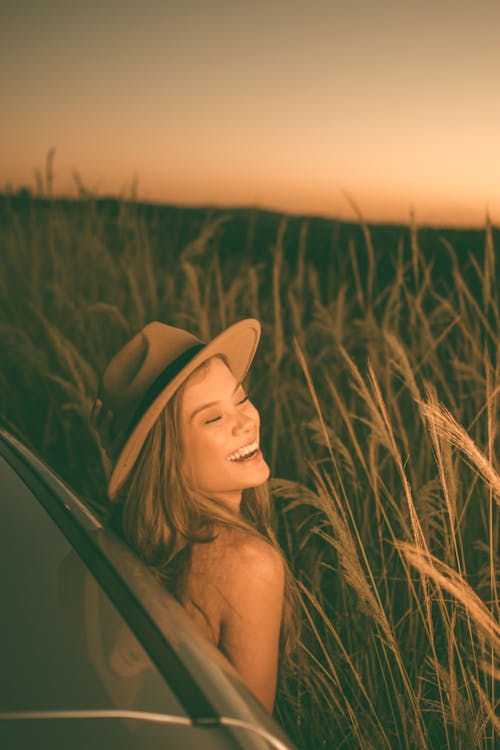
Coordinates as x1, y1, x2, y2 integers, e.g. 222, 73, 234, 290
218, 536, 285, 712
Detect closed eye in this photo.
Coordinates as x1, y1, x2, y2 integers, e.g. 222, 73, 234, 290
204, 414, 221, 424
203, 395, 249, 424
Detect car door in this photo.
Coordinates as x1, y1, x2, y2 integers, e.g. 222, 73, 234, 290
0, 449, 252, 749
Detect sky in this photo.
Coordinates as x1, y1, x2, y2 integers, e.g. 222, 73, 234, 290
1, 0, 499, 227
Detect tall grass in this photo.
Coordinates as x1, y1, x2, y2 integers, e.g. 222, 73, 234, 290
0, 170, 498, 748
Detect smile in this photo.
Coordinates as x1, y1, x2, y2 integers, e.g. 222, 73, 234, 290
226, 439, 259, 462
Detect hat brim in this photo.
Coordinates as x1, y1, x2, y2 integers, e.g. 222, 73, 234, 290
108, 318, 261, 499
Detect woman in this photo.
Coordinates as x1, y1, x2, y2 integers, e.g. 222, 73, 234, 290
91, 318, 299, 712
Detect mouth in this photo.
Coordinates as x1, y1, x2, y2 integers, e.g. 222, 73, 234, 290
227, 448, 261, 464
226, 439, 260, 463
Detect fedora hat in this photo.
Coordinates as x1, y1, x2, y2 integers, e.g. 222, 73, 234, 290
97, 318, 261, 499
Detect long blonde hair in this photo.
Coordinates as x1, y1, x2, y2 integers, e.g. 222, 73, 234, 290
113, 356, 300, 661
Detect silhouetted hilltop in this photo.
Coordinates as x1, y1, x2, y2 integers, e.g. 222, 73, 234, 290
1, 192, 497, 294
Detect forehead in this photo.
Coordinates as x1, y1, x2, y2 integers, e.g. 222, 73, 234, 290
181, 357, 238, 411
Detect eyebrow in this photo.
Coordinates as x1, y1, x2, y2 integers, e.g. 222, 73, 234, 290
188, 384, 245, 422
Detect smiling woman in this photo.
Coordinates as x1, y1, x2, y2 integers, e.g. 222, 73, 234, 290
91, 320, 300, 713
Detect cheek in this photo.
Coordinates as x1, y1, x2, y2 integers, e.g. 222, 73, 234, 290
186, 431, 231, 491
187, 428, 226, 473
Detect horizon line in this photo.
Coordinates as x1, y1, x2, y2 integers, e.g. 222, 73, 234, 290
1, 185, 496, 233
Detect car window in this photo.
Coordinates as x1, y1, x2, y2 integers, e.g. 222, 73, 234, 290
0, 456, 186, 718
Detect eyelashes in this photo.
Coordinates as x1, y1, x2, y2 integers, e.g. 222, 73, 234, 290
204, 395, 250, 424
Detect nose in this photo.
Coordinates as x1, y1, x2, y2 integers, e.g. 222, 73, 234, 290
231, 408, 254, 435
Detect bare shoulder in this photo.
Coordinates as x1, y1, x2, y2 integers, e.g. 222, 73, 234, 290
212, 526, 284, 578
232, 529, 284, 580
207, 527, 285, 621
189, 526, 284, 600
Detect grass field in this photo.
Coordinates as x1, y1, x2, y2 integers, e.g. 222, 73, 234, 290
1, 179, 498, 748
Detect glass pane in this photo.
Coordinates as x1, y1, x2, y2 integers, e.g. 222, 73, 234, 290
0, 456, 186, 718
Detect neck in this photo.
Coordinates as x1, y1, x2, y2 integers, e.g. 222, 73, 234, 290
212, 489, 243, 515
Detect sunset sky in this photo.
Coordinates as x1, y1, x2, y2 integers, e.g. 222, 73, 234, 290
2, 0, 499, 227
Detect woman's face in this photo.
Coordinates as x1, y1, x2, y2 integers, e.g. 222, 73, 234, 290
180, 357, 270, 510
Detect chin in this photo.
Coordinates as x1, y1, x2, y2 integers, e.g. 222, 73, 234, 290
247, 460, 271, 486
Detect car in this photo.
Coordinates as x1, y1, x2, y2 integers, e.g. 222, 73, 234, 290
0, 428, 296, 750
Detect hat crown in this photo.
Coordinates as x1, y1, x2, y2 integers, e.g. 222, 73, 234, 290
101, 322, 202, 434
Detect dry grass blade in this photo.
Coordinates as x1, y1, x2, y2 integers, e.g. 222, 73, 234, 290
419, 383, 459, 553
348, 237, 365, 310
293, 219, 308, 306
419, 394, 500, 505
409, 209, 420, 287
483, 214, 495, 310
247, 265, 261, 320
365, 361, 427, 551
272, 217, 287, 366
342, 191, 375, 308
212, 250, 226, 329
470, 675, 500, 737
384, 331, 421, 402
124, 264, 146, 329
180, 214, 229, 259
31, 308, 97, 397
478, 659, 500, 682
315, 526, 389, 636
292, 338, 335, 463
398, 542, 500, 650
85, 302, 131, 335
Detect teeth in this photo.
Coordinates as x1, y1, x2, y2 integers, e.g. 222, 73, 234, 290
226, 440, 259, 462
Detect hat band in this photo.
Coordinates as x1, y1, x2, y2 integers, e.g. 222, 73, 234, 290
129, 342, 205, 433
